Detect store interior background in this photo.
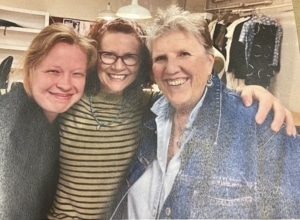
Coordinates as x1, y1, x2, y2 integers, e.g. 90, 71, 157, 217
0, 0, 300, 119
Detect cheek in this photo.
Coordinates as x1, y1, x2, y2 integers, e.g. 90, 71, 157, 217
124, 65, 139, 84
97, 63, 106, 77
130, 66, 139, 79
98, 61, 106, 71
193, 75, 208, 90
73, 77, 86, 93
30, 74, 48, 92
152, 65, 162, 81
97, 70, 107, 86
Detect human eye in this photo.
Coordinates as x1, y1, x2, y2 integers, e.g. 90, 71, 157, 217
124, 54, 138, 60
124, 54, 139, 63
72, 72, 86, 78
101, 52, 115, 59
153, 55, 166, 63
46, 69, 60, 75
178, 51, 191, 57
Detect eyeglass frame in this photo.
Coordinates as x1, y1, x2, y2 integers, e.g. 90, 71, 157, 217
98, 51, 140, 66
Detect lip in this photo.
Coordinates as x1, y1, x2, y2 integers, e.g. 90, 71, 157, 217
166, 77, 188, 86
108, 73, 128, 81
50, 92, 73, 100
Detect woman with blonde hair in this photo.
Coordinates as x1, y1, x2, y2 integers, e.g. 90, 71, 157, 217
0, 23, 97, 220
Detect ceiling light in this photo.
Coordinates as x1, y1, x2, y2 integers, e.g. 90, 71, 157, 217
116, 0, 152, 20
96, 2, 117, 21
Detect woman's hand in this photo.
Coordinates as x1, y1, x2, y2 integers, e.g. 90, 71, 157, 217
236, 85, 296, 136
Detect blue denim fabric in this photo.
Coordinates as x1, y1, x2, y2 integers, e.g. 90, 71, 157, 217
111, 73, 300, 219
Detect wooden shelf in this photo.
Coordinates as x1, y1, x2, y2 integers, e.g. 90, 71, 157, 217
0, 26, 41, 34
0, 5, 49, 68
0, 5, 49, 29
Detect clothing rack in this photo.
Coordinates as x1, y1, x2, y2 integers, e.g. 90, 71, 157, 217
206, 2, 293, 15
206, 0, 273, 12
231, 3, 293, 13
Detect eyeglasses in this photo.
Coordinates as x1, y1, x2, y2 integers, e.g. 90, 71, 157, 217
98, 51, 139, 66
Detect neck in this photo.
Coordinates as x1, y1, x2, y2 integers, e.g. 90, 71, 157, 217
167, 109, 190, 162
44, 111, 57, 123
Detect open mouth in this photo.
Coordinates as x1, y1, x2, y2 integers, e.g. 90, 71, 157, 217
167, 78, 188, 86
109, 74, 127, 80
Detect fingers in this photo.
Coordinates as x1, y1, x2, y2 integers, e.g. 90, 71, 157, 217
238, 85, 296, 136
281, 109, 297, 136
237, 85, 296, 136
239, 85, 272, 123
265, 99, 296, 136
269, 98, 286, 131
257, 96, 296, 136
257, 103, 297, 136
238, 85, 254, 107
254, 96, 272, 125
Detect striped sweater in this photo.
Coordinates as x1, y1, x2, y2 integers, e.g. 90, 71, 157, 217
48, 89, 156, 220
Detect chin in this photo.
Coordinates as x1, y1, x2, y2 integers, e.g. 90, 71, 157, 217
110, 87, 127, 94
51, 104, 72, 114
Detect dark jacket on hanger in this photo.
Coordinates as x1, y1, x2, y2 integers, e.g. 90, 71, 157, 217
227, 19, 249, 79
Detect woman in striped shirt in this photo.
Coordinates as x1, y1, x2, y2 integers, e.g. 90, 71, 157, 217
48, 18, 157, 220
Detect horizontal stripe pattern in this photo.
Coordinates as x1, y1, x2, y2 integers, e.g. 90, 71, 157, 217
48, 91, 150, 220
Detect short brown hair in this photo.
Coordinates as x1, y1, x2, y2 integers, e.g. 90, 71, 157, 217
85, 18, 151, 96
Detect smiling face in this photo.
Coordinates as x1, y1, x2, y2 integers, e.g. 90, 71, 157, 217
30, 42, 87, 122
151, 30, 214, 111
98, 32, 140, 94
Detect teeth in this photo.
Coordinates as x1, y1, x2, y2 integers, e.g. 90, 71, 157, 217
167, 78, 186, 86
110, 74, 126, 79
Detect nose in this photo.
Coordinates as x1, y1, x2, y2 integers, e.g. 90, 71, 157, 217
165, 56, 180, 74
111, 57, 126, 70
56, 73, 72, 91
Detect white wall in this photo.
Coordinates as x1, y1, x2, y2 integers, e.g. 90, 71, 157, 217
261, 0, 300, 112
0, 0, 176, 21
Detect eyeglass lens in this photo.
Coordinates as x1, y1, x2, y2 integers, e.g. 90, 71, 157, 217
99, 52, 139, 66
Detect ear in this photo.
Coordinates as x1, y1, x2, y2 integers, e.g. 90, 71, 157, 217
207, 53, 215, 69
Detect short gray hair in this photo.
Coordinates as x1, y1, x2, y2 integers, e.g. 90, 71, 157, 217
145, 5, 213, 56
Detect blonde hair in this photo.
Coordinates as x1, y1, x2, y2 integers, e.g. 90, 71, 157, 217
23, 23, 97, 96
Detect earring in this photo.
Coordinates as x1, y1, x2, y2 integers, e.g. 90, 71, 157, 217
206, 74, 213, 88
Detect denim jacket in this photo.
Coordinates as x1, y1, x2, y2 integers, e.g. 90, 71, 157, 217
111, 74, 300, 219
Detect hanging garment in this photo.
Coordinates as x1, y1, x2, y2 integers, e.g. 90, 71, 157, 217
0, 56, 13, 95
226, 16, 251, 79
239, 15, 282, 67
239, 15, 282, 87
245, 23, 277, 87
214, 23, 227, 57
